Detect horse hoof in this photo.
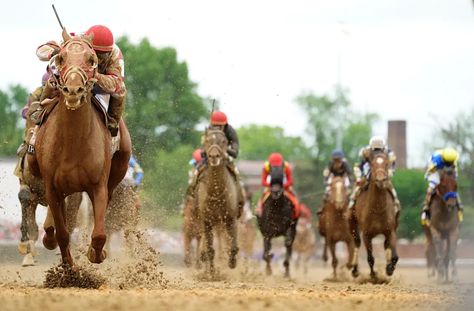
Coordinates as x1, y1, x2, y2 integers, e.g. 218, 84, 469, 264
184, 257, 192, 268
284, 271, 290, 278
17, 241, 29, 255
228, 257, 237, 269
21, 253, 35, 267
386, 264, 395, 276
351, 268, 359, 278
42, 229, 58, 250
87, 246, 107, 264
266, 266, 272, 276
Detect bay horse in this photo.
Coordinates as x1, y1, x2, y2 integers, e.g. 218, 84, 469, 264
26, 30, 131, 266
318, 176, 354, 278
257, 165, 297, 277
196, 128, 240, 275
424, 167, 460, 282
350, 152, 399, 278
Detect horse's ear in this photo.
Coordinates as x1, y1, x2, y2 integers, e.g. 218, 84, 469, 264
85, 32, 94, 44
62, 28, 72, 42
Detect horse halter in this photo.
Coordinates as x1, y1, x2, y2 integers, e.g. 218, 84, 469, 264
55, 37, 98, 110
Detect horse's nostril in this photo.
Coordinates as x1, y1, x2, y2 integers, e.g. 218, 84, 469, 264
77, 87, 84, 93
63, 87, 69, 94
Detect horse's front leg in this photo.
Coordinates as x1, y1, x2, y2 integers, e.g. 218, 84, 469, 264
447, 229, 459, 283
87, 185, 108, 264
328, 238, 338, 279
363, 233, 376, 278
46, 188, 72, 266
225, 219, 239, 269
202, 220, 215, 275
263, 237, 273, 275
431, 229, 445, 283
350, 216, 361, 278
385, 231, 399, 276
283, 223, 297, 278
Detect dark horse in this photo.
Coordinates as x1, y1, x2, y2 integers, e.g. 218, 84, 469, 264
423, 167, 460, 283
257, 165, 297, 277
350, 152, 399, 279
196, 128, 240, 275
27, 30, 131, 266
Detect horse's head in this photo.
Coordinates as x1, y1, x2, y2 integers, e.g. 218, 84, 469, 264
204, 128, 228, 167
269, 165, 284, 200
55, 31, 98, 110
437, 167, 458, 209
370, 152, 389, 188
329, 176, 347, 210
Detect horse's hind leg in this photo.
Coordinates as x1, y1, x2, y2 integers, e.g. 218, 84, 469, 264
263, 237, 273, 276
183, 231, 193, 268
42, 207, 58, 250
322, 238, 328, 263
385, 231, 399, 276
225, 219, 239, 269
363, 233, 376, 278
87, 186, 108, 264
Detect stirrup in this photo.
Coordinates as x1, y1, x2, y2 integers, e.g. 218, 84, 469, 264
421, 211, 430, 226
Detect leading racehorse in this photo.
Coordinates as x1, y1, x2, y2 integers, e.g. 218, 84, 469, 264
27, 30, 131, 266
423, 167, 460, 282
350, 152, 399, 279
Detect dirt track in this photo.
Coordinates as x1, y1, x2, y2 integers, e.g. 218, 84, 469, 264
1, 245, 473, 311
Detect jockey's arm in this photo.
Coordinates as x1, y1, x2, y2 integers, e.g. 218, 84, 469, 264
283, 164, 293, 188
95, 49, 126, 96
261, 166, 270, 187
343, 161, 355, 184
225, 124, 239, 158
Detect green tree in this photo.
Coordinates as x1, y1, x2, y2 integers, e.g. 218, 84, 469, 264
117, 37, 208, 156
0, 84, 28, 156
237, 124, 310, 161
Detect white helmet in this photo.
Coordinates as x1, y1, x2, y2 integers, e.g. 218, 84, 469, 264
369, 135, 385, 150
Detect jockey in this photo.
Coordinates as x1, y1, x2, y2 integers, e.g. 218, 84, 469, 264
421, 148, 463, 225
188, 148, 203, 185
207, 111, 239, 158
125, 154, 144, 191
348, 136, 400, 210
36, 25, 126, 136
323, 149, 354, 201
260, 152, 300, 218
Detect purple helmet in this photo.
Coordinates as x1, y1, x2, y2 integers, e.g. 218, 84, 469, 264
41, 72, 49, 86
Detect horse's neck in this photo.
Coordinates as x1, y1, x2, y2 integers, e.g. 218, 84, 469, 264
55, 96, 95, 139
207, 164, 228, 195
367, 180, 388, 212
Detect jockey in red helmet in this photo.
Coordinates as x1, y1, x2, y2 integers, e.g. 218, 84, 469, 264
209, 111, 240, 159
35, 25, 126, 136
259, 152, 300, 219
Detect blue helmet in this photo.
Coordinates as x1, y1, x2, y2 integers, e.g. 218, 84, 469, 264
331, 150, 345, 159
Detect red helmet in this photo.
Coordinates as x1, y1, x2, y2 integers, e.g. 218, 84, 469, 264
268, 152, 284, 166
210, 111, 228, 125
85, 25, 114, 52
192, 148, 202, 163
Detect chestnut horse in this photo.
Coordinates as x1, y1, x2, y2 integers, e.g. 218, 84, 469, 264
350, 152, 399, 278
27, 30, 131, 266
196, 129, 240, 275
318, 176, 354, 278
424, 167, 460, 282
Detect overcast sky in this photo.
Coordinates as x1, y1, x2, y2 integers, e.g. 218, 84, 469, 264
1, 0, 473, 168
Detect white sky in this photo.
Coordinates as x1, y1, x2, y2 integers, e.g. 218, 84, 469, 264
1, 0, 474, 168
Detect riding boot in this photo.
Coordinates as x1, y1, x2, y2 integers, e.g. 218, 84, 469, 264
387, 181, 401, 213
107, 94, 126, 137
421, 187, 433, 226
348, 185, 360, 209
227, 162, 245, 217
457, 194, 464, 223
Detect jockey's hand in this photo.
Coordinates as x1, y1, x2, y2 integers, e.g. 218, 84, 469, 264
227, 148, 237, 159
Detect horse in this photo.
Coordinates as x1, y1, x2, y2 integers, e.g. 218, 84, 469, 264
424, 167, 460, 283
26, 30, 131, 266
349, 152, 399, 279
293, 216, 316, 275
183, 193, 202, 268
318, 176, 354, 278
257, 164, 297, 277
196, 128, 240, 275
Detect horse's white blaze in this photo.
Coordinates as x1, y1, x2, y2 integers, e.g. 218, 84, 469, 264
376, 157, 384, 164
335, 181, 343, 203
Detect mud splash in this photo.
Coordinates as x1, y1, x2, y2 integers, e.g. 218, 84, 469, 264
44, 264, 105, 289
